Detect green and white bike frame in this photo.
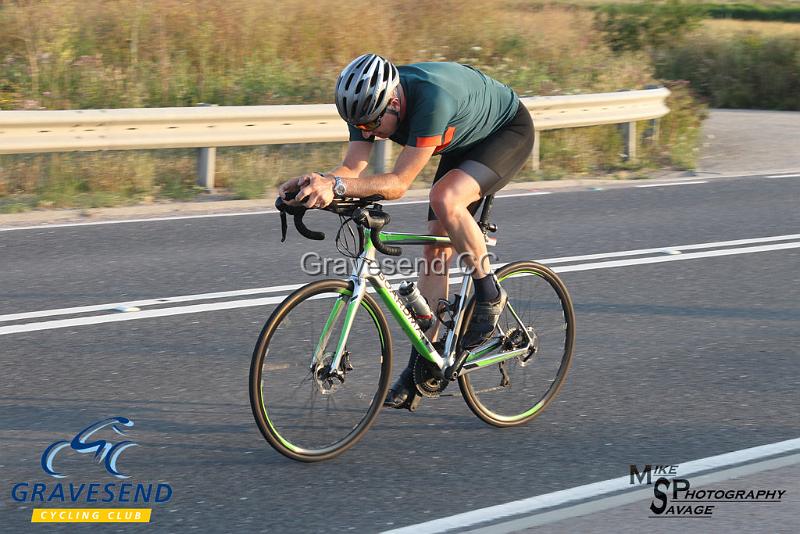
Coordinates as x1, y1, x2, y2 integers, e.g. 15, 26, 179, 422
317, 229, 536, 381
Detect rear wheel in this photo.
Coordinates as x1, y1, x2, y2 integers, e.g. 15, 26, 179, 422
458, 261, 575, 427
249, 279, 392, 461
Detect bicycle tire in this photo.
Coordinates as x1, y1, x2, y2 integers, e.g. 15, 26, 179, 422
249, 279, 392, 461
458, 261, 575, 427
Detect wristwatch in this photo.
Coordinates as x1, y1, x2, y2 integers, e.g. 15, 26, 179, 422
332, 175, 346, 197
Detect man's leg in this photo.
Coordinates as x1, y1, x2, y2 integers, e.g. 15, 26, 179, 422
383, 220, 454, 410
429, 169, 506, 348
383, 175, 478, 410
417, 219, 454, 341
427, 169, 490, 277
384, 169, 502, 410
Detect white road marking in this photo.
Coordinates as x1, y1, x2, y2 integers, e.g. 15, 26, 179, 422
767, 173, 800, 178
0, 295, 289, 335
635, 181, 708, 188
539, 233, 800, 265
0, 191, 551, 233
0, 210, 278, 232
555, 241, 800, 273
382, 437, 800, 534
0, 283, 306, 322
1, 237, 798, 336
466, 453, 800, 533
2, 234, 798, 325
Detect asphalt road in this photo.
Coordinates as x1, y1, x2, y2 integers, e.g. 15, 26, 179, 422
1, 173, 799, 532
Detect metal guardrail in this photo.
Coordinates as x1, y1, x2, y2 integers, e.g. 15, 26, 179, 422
0, 88, 670, 189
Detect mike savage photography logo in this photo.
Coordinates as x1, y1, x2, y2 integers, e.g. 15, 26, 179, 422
11, 416, 173, 524
629, 463, 786, 518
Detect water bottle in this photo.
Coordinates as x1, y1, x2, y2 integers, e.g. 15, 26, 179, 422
397, 281, 434, 332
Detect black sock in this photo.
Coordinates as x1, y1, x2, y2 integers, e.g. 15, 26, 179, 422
474, 274, 499, 302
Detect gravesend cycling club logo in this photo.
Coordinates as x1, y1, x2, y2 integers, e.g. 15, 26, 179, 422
10, 416, 173, 524
41, 416, 137, 479
629, 463, 786, 518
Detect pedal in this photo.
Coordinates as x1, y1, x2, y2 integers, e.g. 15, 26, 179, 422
407, 394, 423, 412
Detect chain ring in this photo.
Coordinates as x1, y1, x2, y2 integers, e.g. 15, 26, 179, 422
412, 345, 447, 398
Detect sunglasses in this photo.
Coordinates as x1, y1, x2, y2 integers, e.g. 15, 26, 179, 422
355, 108, 398, 131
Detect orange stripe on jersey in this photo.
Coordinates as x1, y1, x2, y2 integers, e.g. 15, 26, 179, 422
434, 127, 457, 154
416, 135, 443, 148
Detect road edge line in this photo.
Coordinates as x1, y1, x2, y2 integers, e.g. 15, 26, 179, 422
381, 437, 800, 534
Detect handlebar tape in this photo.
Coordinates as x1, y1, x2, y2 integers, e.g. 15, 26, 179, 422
276, 192, 402, 255
370, 228, 402, 256
275, 191, 325, 241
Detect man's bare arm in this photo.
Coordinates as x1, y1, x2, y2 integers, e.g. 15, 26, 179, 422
336, 144, 436, 200
329, 141, 372, 178
286, 143, 435, 208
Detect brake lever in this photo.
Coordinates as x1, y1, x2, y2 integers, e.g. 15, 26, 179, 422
275, 191, 326, 241
280, 210, 288, 242
276, 193, 306, 243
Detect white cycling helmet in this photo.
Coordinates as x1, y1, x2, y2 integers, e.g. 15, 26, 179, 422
335, 53, 399, 125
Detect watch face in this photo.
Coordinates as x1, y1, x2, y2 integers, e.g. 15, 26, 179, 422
334, 178, 346, 196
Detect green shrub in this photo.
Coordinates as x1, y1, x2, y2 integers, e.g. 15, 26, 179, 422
655, 32, 800, 110
642, 81, 709, 169
594, 1, 707, 53
705, 3, 800, 22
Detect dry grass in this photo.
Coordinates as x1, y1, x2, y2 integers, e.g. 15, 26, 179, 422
537, 0, 797, 6
701, 18, 800, 35
0, 0, 710, 211
0, 0, 656, 108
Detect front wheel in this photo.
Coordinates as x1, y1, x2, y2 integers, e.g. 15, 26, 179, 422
249, 279, 392, 462
458, 261, 575, 427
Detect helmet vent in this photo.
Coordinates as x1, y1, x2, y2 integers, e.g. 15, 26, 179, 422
334, 53, 399, 125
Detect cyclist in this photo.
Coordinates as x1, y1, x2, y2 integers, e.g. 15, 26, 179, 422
278, 53, 535, 411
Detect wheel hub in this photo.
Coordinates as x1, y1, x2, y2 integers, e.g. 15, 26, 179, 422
521, 327, 539, 364
313, 351, 352, 394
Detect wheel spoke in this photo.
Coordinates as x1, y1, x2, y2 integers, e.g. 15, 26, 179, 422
459, 262, 575, 426
250, 281, 391, 461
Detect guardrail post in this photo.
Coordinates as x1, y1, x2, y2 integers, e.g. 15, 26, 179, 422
196, 103, 217, 191
642, 84, 661, 146
197, 147, 216, 191
531, 130, 541, 171
370, 139, 392, 174
622, 121, 637, 162
644, 118, 660, 144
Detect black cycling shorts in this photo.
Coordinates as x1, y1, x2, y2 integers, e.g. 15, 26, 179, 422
428, 101, 534, 221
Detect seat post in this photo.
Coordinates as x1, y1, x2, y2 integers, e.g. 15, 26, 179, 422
478, 194, 494, 226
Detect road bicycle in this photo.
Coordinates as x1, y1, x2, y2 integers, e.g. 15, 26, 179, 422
249, 192, 575, 462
